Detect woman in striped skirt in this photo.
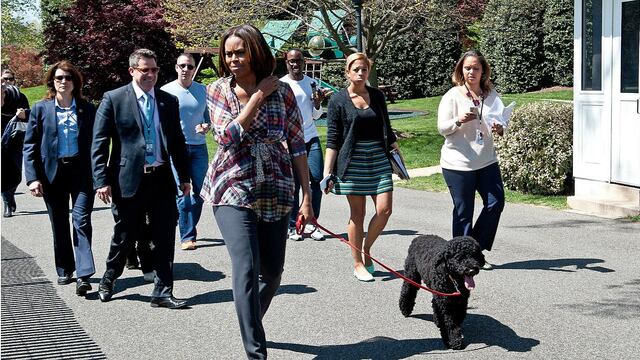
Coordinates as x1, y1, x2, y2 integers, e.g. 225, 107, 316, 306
323, 52, 400, 282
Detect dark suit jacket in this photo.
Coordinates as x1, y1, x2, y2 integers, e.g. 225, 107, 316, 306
23, 98, 96, 185
92, 83, 189, 198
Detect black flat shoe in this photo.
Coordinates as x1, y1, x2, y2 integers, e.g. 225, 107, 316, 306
3, 202, 12, 218
98, 277, 115, 302
150, 296, 187, 309
57, 275, 73, 285
76, 278, 92, 296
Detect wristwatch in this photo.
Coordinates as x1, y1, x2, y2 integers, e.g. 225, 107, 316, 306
455, 120, 462, 127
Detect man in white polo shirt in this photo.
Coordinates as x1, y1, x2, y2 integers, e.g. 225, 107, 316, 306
280, 49, 330, 241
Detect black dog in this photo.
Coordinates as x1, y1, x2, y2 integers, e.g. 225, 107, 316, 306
399, 235, 485, 350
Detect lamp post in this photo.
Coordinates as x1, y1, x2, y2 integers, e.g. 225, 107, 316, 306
352, 0, 363, 52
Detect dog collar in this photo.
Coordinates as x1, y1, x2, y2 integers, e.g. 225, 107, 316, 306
448, 274, 461, 293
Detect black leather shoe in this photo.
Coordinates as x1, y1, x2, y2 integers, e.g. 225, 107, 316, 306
9, 197, 16, 212
150, 296, 187, 309
3, 202, 12, 218
98, 277, 115, 302
57, 275, 73, 285
76, 278, 92, 296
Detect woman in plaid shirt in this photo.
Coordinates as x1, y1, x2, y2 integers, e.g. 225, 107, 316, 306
201, 25, 313, 359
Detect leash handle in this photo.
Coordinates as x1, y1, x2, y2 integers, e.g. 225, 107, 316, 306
295, 214, 305, 235
310, 219, 461, 297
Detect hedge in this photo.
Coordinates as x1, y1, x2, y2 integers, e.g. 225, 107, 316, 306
495, 101, 573, 195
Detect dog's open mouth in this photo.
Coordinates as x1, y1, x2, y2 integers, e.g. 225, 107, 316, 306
464, 275, 476, 290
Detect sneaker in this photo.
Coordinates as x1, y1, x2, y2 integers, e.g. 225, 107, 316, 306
181, 240, 196, 250
287, 228, 302, 241
305, 224, 325, 241
481, 262, 493, 270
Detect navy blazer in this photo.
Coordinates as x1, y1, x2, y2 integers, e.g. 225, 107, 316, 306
92, 83, 189, 198
23, 98, 96, 185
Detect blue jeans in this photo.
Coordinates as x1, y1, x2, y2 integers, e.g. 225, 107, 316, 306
289, 137, 323, 227
442, 162, 505, 251
172, 144, 209, 242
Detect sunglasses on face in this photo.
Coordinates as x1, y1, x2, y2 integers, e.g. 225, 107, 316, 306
2, 77, 15, 81
134, 67, 160, 74
177, 63, 195, 70
54, 75, 73, 81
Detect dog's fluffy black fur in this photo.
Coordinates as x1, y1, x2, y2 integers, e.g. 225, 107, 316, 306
399, 235, 485, 350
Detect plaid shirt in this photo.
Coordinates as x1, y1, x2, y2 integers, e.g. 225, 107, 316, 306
201, 76, 306, 222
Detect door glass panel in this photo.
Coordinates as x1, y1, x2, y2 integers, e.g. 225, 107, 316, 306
582, 0, 603, 91
620, 0, 639, 93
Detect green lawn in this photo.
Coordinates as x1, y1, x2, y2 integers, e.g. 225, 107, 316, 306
396, 173, 569, 210
21, 85, 47, 105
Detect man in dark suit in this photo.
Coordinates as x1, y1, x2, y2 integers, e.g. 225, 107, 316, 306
92, 48, 191, 309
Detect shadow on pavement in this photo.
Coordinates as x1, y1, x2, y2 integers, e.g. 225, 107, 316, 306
268, 336, 443, 359
557, 278, 640, 319
174, 262, 225, 282
269, 313, 539, 358
192, 238, 225, 249
187, 284, 317, 306
493, 258, 614, 273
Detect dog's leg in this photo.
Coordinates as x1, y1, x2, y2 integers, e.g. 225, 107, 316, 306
399, 257, 421, 317
441, 297, 467, 350
432, 297, 449, 346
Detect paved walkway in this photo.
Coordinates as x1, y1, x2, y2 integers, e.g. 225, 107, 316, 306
1, 180, 639, 359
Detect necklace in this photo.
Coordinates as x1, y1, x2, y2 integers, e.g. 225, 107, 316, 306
463, 83, 484, 106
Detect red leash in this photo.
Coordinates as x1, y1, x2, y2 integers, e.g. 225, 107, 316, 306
296, 215, 461, 297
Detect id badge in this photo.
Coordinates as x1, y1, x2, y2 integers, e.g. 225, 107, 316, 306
475, 129, 484, 145
145, 143, 154, 155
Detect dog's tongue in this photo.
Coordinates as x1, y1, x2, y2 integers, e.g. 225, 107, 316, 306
464, 275, 476, 290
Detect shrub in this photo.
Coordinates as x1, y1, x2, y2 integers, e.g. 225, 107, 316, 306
376, 20, 460, 99
543, 0, 574, 86
1, 45, 44, 87
495, 101, 573, 195
195, 68, 219, 85
480, 0, 546, 93
320, 61, 348, 90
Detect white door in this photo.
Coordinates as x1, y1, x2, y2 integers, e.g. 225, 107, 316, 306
611, 0, 640, 186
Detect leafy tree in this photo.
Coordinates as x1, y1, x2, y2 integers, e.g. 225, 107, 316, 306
42, 0, 178, 101
1, 0, 42, 49
162, 0, 279, 48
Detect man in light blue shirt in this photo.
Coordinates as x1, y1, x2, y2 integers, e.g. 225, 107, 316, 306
161, 53, 210, 250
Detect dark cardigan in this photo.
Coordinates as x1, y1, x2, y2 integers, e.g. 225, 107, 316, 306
326, 86, 397, 179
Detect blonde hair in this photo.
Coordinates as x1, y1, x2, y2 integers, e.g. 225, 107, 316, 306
345, 52, 372, 74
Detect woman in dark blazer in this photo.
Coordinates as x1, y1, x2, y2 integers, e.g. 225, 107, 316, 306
323, 52, 400, 282
23, 60, 96, 296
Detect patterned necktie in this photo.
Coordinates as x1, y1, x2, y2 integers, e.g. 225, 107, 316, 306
143, 93, 156, 165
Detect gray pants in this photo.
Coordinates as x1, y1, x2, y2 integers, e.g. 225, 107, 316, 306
213, 206, 289, 359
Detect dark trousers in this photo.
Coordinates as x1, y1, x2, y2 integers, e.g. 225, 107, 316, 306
104, 165, 178, 298
42, 160, 95, 278
442, 162, 505, 251
289, 136, 323, 227
214, 206, 289, 360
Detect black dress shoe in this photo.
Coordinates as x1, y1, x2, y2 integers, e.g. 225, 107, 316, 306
98, 277, 115, 302
76, 278, 92, 296
3, 202, 12, 218
150, 296, 187, 309
57, 275, 73, 285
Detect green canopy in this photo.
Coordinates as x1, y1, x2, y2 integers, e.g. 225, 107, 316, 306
262, 20, 302, 55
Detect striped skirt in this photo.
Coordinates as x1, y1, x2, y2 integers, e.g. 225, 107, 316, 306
332, 140, 393, 196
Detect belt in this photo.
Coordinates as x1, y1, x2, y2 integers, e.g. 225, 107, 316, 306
59, 156, 78, 165
143, 164, 165, 174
